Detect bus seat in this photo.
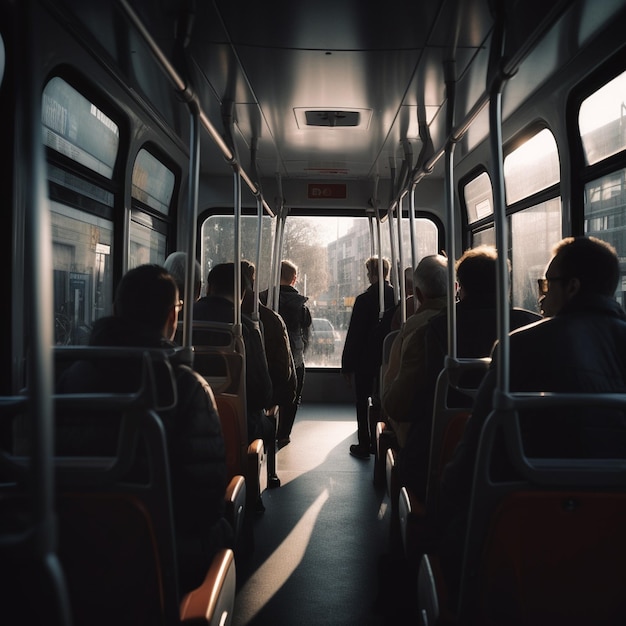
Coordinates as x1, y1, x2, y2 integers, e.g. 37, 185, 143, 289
224, 474, 246, 551
374, 420, 397, 488
424, 359, 490, 517
189, 321, 265, 510
372, 330, 401, 484
424, 397, 626, 625
180, 548, 237, 626
5, 347, 235, 625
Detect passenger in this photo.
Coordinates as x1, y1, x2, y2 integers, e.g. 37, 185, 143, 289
342, 256, 395, 459
424, 245, 541, 407
381, 255, 448, 491
439, 236, 626, 596
57, 264, 232, 594
260, 260, 312, 449
387, 247, 540, 501
194, 262, 273, 445
163, 251, 203, 305
242, 260, 297, 411
391, 266, 418, 330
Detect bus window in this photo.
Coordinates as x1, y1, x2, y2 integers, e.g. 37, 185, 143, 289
579, 70, 626, 166
579, 72, 626, 307
504, 128, 560, 205
584, 171, 626, 306
43, 78, 120, 344
464, 171, 493, 225
51, 202, 113, 345
503, 128, 562, 312
129, 149, 176, 268
201, 214, 439, 367
42, 77, 119, 178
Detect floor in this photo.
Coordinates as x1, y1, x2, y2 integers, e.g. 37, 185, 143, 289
232, 404, 392, 626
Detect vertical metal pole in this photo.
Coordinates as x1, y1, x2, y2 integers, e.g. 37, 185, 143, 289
397, 193, 407, 324
20, 0, 72, 621
444, 61, 458, 361
233, 168, 242, 330
182, 108, 200, 349
490, 84, 510, 393
253, 195, 263, 320
408, 184, 418, 274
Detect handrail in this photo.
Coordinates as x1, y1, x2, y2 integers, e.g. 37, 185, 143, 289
117, 0, 274, 218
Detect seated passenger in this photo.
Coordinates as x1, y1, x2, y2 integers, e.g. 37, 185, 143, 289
439, 236, 626, 595
164, 251, 203, 305
424, 245, 540, 406
194, 262, 273, 444
57, 264, 232, 594
381, 255, 448, 495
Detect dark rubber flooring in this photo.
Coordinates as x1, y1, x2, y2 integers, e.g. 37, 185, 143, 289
233, 404, 392, 626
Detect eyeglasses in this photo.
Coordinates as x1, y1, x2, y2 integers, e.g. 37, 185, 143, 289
172, 299, 184, 311
537, 277, 566, 296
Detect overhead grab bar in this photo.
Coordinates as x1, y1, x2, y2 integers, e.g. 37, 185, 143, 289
116, 0, 274, 218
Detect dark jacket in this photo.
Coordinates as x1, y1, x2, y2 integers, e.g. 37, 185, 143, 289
441, 294, 626, 516
194, 295, 273, 413
56, 316, 230, 592
425, 296, 541, 404
243, 291, 297, 407
342, 280, 395, 379
261, 286, 312, 368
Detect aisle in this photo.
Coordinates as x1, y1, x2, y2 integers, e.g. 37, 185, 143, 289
233, 404, 390, 626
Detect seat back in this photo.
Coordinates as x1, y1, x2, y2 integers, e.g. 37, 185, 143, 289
186, 322, 249, 482
1, 347, 183, 624
424, 358, 490, 515
458, 394, 626, 625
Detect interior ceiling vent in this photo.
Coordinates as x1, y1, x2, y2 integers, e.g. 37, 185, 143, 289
294, 108, 372, 130
305, 110, 360, 127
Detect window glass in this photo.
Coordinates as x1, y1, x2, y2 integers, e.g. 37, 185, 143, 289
579, 71, 626, 166
584, 170, 626, 307
472, 227, 495, 248
510, 198, 562, 312
129, 213, 167, 268
464, 171, 493, 224
51, 201, 113, 345
132, 149, 175, 215
201, 214, 439, 367
42, 77, 119, 178
504, 128, 560, 205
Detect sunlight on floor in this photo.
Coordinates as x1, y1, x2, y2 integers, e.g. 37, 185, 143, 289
275, 418, 358, 486
235, 488, 330, 623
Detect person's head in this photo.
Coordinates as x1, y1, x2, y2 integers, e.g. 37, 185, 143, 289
413, 254, 448, 300
538, 236, 619, 316
280, 260, 298, 286
206, 263, 250, 301
163, 251, 202, 302
455, 245, 501, 301
241, 260, 256, 289
365, 257, 391, 284
113, 264, 181, 341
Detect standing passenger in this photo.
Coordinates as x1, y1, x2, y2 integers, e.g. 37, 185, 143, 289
261, 260, 312, 449
342, 256, 395, 459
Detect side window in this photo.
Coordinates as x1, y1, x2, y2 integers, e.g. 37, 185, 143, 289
462, 128, 562, 313
43, 77, 119, 344
579, 70, 626, 307
129, 148, 176, 268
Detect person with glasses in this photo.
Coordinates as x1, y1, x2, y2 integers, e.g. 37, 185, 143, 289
57, 264, 233, 594
438, 236, 626, 598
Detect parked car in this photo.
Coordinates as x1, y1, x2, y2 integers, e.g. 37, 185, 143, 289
310, 318, 338, 356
